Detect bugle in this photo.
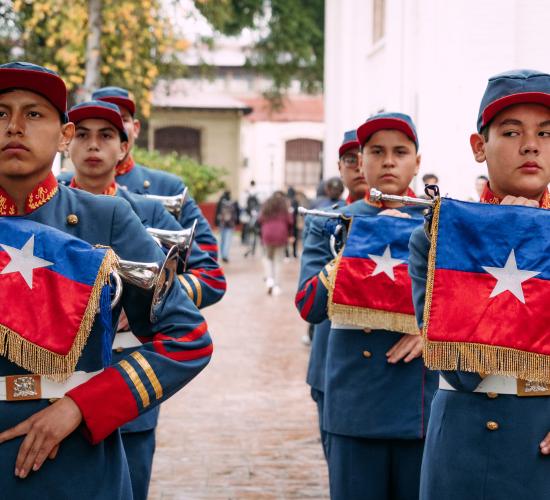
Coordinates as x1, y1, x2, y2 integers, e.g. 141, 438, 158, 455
143, 187, 188, 218
147, 219, 197, 271
110, 245, 178, 321
369, 187, 439, 239
369, 188, 434, 207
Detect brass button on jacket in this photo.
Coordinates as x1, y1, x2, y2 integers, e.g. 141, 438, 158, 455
486, 421, 499, 431
486, 392, 498, 399
66, 214, 79, 225
143, 180, 151, 188
115, 347, 124, 353
362, 350, 372, 358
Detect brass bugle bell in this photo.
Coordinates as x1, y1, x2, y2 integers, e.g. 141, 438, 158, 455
369, 188, 434, 207
147, 219, 197, 271
143, 187, 188, 218
110, 245, 179, 322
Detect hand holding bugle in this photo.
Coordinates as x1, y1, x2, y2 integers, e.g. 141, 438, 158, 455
369, 188, 434, 207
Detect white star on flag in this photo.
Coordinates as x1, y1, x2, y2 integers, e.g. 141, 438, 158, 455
0, 235, 54, 289
482, 249, 540, 304
368, 244, 404, 281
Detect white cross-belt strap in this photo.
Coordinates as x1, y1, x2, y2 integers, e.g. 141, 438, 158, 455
331, 323, 365, 331
439, 374, 517, 395
0, 370, 103, 401
112, 331, 142, 350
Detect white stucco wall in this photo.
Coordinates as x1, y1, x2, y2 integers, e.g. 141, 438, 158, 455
240, 120, 324, 200
325, 0, 550, 199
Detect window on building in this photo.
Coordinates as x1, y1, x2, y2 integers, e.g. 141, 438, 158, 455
154, 126, 201, 161
372, 0, 385, 44
285, 139, 323, 194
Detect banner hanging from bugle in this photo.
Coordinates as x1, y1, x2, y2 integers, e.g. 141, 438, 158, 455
328, 214, 422, 334
423, 198, 550, 384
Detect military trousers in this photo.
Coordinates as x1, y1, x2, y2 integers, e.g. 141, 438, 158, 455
327, 433, 424, 500
122, 429, 156, 500
310, 387, 328, 460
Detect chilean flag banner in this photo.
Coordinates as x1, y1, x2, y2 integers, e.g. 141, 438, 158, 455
0, 218, 117, 379
328, 214, 422, 334
424, 198, 550, 383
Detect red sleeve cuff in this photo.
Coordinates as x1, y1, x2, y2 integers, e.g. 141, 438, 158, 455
66, 367, 138, 444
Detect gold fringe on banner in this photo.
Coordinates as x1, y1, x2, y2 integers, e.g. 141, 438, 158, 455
329, 303, 419, 334
423, 340, 550, 385
421, 198, 550, 384
0, 248, 118, 381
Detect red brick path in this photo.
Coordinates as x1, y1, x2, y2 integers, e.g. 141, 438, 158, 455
148, 243, 329, 499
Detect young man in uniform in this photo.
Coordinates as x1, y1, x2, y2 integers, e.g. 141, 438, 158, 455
304, 129, 368, 458
296, 114, 437, 500
59, 86, 219, 261
0, 61, 213, 499
66, 100, 226, 499
409, 69, 550, 500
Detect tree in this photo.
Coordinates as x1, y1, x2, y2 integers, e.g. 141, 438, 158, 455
8, 0, 186, 116
195, 0, 324, 102
82, 0, 102, 101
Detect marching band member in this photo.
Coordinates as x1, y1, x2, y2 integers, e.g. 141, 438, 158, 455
66, 100, 226, 499
409, 69, 550, 500
0, 61, 212, 499
304, 130, 368, 458
59, 86, 219, 261
296, 113, 437, 500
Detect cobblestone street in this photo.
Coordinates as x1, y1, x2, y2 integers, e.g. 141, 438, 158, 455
148, 241, 329, 499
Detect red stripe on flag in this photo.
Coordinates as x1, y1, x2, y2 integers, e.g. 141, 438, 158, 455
332, 257, 414, 315
427, 269, 550, 354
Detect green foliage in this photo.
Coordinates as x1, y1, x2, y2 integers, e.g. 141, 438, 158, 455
196, 0, 324, 101
2, 0, 187, 117
133, 147, 226, 203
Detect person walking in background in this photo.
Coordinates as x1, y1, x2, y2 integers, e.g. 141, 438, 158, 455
286, 186, 300, 258
216, 190, 239, 263
259, 192, 293, 295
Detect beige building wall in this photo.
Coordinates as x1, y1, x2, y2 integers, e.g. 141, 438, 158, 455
148, 108, 243, 199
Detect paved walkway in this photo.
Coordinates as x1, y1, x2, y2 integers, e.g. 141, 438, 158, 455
148, 242, 329, 499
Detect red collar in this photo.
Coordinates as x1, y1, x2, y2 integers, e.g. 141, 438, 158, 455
116, 155, 135, 176
364, 186, 417, 208
0, 172, 58, 216
70, 177, 118, 196
480, 183, 550, 208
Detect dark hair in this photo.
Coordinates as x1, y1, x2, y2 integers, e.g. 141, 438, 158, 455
261, 193, 288, 219
476, 175, 488, 181
422, 173, 438, 183
480, 125, 490, 141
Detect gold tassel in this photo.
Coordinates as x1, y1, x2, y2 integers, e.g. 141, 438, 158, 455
330, 304, 419, 334
424, 340, 550, 385
421, 197, 441, 343
0, 248, 118, 381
